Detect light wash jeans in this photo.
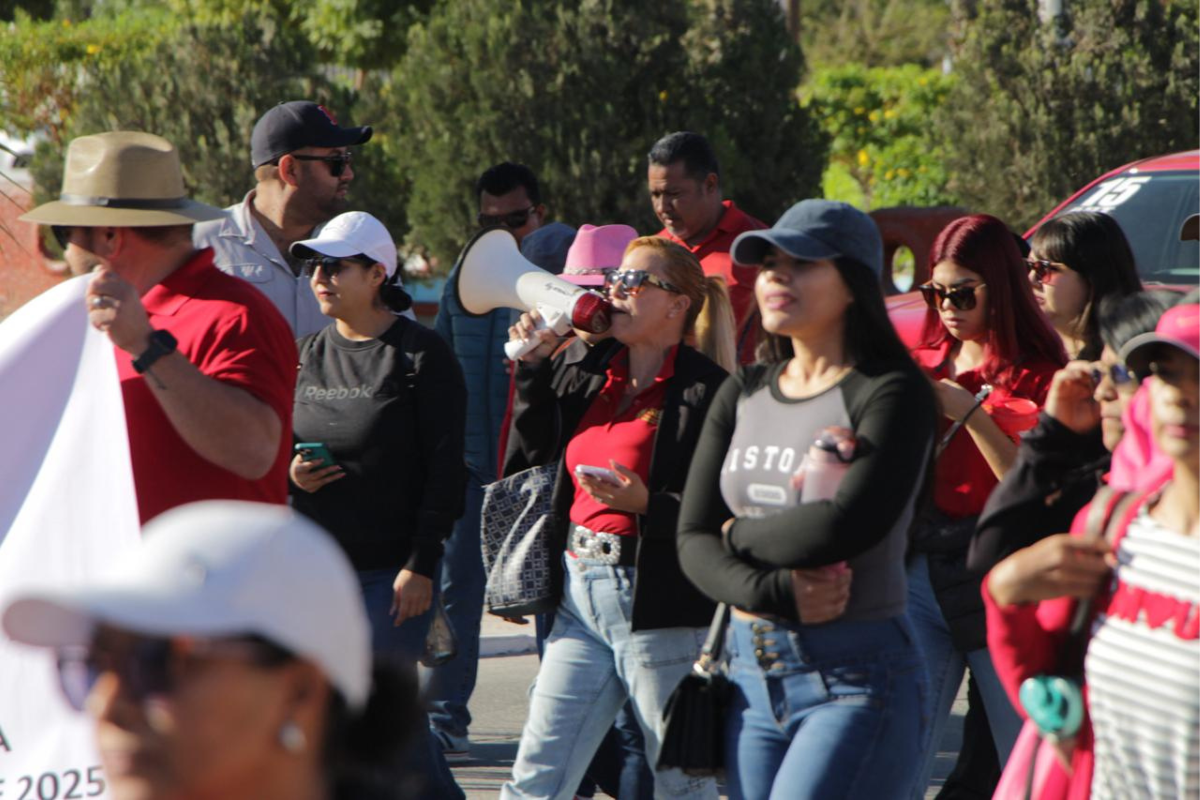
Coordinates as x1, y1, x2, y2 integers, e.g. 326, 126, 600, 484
359, 569, 465, 800
904, 554, 1023, 799
725, 612, 928, 800
501, 554, 719, 800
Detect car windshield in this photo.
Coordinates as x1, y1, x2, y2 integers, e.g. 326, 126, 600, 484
1056, 170, 1199, 285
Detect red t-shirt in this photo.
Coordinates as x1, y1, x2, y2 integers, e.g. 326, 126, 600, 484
912, 342, 1058, 519
656, 200, 767, 363
564, 346, 677, 536
117, 248, 298, 523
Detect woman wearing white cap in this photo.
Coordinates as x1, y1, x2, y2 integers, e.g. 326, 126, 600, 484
286, 211, 468, 799
2, 500, 417, 800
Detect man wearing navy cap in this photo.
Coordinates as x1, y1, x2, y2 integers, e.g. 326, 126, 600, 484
195, 101, 376, 336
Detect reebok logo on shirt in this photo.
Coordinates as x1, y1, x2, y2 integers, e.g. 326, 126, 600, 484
303, 385, 375, 401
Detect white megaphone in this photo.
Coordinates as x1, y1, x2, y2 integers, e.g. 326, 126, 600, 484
455, 227, 613, 360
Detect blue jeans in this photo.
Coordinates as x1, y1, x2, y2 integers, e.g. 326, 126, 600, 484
502, 554, 718, 800
725, 612, 927, 800
424, 473, 486, 739
904, 554, 1023, 799
359, 569, 464, 800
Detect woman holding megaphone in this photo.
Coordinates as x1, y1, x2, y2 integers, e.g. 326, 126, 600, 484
500, 237, 731, 800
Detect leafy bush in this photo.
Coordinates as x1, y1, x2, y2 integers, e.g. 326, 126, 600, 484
798, 0, 951, 69
382, 0, 827, 265
803, 63, 957, 209
936, 0, 1200, 230
14, 14, 354, 213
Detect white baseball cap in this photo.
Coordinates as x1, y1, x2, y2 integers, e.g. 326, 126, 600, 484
291, 210, 399, 279
2, 501, 372, 710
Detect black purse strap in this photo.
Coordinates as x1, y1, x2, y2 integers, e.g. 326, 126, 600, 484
1063, 487, 1137, 665
695, 603, 731, 674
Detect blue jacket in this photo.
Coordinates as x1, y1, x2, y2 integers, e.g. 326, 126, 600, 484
435, 265, 513, 483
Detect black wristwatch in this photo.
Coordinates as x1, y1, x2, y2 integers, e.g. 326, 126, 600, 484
133, 329, 178, 374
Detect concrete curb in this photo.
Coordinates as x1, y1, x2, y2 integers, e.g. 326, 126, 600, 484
480, 633, 537, 658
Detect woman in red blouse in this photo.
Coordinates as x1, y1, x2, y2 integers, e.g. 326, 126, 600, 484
500, 237, 732, 800
905, 214, 1067, 797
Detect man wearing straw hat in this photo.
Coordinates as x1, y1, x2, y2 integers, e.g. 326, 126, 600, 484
19, 131, 298, 524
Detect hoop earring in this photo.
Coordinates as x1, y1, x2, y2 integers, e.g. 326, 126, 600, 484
279, 720, 307, 754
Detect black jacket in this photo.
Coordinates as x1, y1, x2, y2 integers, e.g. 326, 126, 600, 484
968, 413, 1108, 573
503, 338, 727, 631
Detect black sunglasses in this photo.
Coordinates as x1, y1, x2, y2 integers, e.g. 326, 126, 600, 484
604, 269, 682, 297
52, 225, 74, 250
301, 254, 375, 278
477, 207, 535, 230
290, 151, 353, 178
1091, 363, 1135, 389
1026, 258, 1068, 286
56, 634, 290, 712
919, 282, 986, 311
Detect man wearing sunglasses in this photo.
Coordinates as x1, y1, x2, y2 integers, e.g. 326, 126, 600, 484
429, 161, 546, 762
194, 101, 377, 336
647, 131, 766, 363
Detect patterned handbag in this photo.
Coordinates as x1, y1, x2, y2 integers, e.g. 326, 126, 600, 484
479, 461, 560, 617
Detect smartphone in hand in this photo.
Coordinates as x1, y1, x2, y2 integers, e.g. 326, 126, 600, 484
295, 442, 338, 468
574, 464, 621, 485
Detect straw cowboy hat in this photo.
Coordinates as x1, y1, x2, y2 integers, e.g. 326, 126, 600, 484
19, 131, 225, 227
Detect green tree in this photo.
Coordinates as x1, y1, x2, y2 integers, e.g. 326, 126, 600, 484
798, 0, 952, 68
804, 63, 958, 209
937, 0, 1200, 230
382, 0, 827, 266
14, 15, 356, 213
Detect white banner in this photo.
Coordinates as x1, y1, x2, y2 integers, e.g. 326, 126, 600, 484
0, 277, 140, 798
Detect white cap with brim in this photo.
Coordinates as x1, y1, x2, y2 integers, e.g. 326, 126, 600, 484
2, 501, 372, 711
291, 211, 399, 280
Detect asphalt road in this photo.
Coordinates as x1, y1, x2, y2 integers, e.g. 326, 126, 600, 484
449, 652, 966, 799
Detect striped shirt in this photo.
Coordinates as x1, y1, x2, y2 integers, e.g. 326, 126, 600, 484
1086, 504, 1200, 800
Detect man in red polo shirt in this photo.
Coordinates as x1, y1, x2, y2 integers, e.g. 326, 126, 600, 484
648, 131, 767, 362
20, 132, 297, 523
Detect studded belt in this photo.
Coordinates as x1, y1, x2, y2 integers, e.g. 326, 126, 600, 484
568, 525, 637, 566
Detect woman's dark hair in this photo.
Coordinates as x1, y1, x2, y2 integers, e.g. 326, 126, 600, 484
755, 256, 914, 366
918, 214, 1066, 385
352, 253, 412, 314
1096, 289, 1181, 354
1031, 211, 1143, 360
326, 661, 420, 799
380, 274, 413, 314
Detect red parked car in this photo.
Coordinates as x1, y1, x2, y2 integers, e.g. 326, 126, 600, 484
888, 150, 1200, 345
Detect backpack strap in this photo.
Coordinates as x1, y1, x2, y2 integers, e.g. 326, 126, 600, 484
297, 332, 317, 363
396, 318, 420, 391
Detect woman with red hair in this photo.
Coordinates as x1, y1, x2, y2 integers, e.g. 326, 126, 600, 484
905, 214, 1066, 797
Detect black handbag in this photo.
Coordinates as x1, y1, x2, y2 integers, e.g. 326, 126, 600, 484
656, 602, 732, 776
479, 461, 560, 617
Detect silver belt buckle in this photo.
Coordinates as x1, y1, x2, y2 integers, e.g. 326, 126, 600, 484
572, 525, 621, 565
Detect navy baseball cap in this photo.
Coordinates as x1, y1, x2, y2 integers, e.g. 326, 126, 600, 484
251, 101, 372, 168
731, 200, 883, 277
